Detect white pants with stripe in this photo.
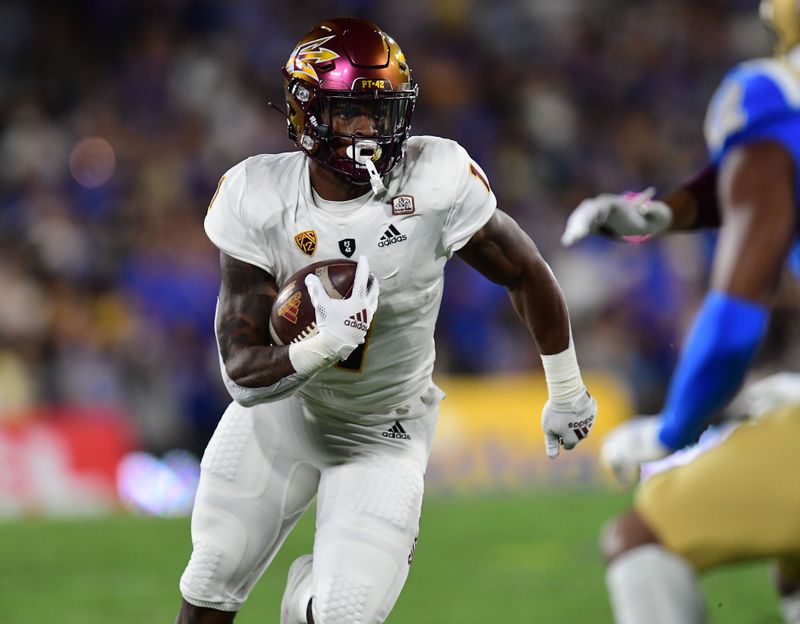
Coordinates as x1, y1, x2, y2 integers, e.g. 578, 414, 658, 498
179, 383, 442, 622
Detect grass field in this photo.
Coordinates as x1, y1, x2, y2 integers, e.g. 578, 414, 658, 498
0, 489, 781, 623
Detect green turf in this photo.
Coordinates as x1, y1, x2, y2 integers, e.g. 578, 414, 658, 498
0, 490, 781, 623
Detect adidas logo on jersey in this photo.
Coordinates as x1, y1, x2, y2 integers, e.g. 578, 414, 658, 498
378, 224, 407, 247
382, 420, 411, 440
344, 309, 369, 331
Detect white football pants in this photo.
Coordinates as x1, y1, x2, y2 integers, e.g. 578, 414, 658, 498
179, 383, 442, 623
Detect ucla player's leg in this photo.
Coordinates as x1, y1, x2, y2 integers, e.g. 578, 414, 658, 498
603, 406, 800, 623
177, 397, 322, 623
775, 559, 800, 624
637, 407, 800, 567
601, 509, 706, 624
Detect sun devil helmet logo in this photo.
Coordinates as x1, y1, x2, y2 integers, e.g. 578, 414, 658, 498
285, 35, 340, 83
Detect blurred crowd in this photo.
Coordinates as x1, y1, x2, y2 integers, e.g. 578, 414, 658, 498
1, 0, 798, 455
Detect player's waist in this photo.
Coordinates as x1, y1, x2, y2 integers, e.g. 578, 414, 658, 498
298, 371, 436, 423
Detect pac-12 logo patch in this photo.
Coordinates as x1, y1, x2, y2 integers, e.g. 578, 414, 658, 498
391, 194, 415, 215
294, 230, 317, 256
339, 238, 356, 258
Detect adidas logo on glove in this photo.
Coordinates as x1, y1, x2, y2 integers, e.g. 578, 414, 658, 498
569, 415, 594, 440
344, 309, 369, 331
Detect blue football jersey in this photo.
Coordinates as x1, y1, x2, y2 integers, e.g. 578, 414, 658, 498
704, 53, 800, 276
704, 56, 800, 165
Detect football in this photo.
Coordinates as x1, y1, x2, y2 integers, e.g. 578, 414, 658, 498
269, 259, 359, 345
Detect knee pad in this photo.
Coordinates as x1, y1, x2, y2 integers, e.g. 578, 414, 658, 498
349, 457, 424, 535
312, 540, 406, 624
312, 462, 423, 623
180, 505, 249, 611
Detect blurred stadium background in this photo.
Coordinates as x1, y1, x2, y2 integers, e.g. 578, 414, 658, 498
0, 0, 795, 621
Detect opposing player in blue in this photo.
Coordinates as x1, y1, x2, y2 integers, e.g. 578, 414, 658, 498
562, 1, 800, 622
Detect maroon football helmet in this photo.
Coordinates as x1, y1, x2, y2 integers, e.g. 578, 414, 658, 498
282, 18, 418, 187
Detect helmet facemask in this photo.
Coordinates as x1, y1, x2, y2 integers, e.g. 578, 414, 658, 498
286, 79, 417, 192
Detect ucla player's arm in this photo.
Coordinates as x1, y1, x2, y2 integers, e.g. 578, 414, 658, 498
659, 164, 721, 231
663, 60, 800, 234
657, 139, 796, 449
216, 252, 295, 388
457, 209, 570, 355
713, 141, 795, 301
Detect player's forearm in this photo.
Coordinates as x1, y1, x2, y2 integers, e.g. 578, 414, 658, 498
222, 329, 348, 388
662, 164, 720, 231
223, 345, 295, 388
219, 343, 316, 406
512, 259, 595, 414
216, 300, 296, 388
220, 331, 355, 406
509, 259, 571, 355
658, 291, 768, 449
216, 252, 296, 389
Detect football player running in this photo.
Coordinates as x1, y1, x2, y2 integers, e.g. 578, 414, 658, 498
177, 18, 596, 624
562, 1, 800, 623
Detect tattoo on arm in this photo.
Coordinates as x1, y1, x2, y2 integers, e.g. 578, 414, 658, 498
217, 253, 295, 387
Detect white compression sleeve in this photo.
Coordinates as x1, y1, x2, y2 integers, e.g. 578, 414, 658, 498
606, 545, 705, 624
287, 331, 348, 376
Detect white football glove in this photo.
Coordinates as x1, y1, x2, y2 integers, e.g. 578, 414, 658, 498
305, 254, 379, 359
727, 372, 800, 420
561, 188, 673, 246
541, 391, 597, 459
289, 255, 379, 376
601, 417, 670, 486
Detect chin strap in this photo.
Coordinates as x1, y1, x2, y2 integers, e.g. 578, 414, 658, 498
363, 158, 386, 195
347, 140, 387, 195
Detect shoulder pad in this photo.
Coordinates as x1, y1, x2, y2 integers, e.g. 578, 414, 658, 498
704, 58, 800, 159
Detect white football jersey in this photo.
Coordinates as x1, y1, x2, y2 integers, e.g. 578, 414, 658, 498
205, 135, 496, 416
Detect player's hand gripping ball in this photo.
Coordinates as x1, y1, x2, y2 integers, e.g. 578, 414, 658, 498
270, 260, 364, 345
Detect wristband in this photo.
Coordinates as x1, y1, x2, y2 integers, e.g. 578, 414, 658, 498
288, 331, 347, 376
540, 338, 585, 406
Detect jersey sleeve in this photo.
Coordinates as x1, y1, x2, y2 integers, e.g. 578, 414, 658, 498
441, 144, 497, 257
204, 159, 274, 273
703, 59, 800, 164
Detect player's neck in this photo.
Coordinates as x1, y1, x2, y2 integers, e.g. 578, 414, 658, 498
308, 159, 370, 202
